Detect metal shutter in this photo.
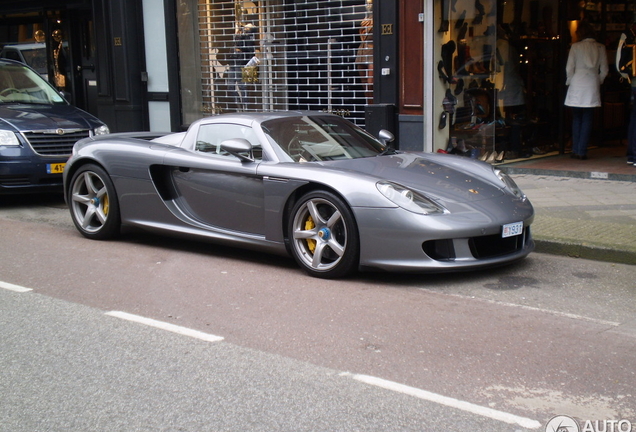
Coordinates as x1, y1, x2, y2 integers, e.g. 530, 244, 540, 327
194, 0, 373, 127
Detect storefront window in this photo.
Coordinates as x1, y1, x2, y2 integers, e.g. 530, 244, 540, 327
435, 0, 563, 161
176, 0, 374, 128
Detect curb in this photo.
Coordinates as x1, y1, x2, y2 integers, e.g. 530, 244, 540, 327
502, 167, 636, 182
534, 239, 636, 266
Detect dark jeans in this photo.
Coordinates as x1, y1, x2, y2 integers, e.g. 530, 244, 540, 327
571, 107, 594, 156
627, 87, 636, 162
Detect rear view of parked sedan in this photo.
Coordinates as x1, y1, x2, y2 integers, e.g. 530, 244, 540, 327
64, 112, 533, 278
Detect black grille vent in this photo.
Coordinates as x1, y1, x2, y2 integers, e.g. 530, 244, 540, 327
23, 130, 90, 156
423, 228, 531, 261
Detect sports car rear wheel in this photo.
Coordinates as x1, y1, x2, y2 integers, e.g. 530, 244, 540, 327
68, 164, 121, 240
289, 191, 359, 278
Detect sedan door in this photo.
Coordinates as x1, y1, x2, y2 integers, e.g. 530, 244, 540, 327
162, 123, 265, 236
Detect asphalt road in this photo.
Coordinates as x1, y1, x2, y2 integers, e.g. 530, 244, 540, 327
1, 193, 635, 431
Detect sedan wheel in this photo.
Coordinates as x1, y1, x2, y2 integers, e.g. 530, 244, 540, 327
289, 191, 359, 278
69, 164, 121, 240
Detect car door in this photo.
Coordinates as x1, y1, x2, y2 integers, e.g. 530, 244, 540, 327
162, 123, 265, 236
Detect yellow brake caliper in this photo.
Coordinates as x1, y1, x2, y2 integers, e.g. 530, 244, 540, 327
103, 194, 109, 216
305, 215, 316, 253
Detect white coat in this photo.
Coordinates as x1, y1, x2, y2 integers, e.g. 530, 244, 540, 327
564, 38, 608, 108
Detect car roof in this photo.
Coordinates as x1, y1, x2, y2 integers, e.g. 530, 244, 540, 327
1, 42, 46, 51
193, 110, 339, 125
0, 58, 30, 66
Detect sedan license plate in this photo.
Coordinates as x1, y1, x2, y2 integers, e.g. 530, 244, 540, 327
47, 163, 66, 174
502, 221, 523, 238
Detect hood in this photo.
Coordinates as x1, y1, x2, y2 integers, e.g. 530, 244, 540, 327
0, 104, 100, 132
323, 152, 504, 203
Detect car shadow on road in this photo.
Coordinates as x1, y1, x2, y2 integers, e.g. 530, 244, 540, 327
0, 192, 66, 208
354, 257, 538, 289
6, 192, 535, 285
114, 227, 538, 287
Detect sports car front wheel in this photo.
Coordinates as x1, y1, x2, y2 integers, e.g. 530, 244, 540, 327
68, 164, 121, 240
289, 191, 359, 279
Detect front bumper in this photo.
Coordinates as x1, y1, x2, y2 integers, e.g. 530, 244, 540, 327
354, 204, 535, 273
0, 157, 67, 194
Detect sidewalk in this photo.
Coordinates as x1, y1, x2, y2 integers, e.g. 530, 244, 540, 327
500, 144, 636, 182
506, 171, 636, 266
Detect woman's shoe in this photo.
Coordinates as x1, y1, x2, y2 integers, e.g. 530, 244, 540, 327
438, 112, 447, 129
495, 151, 505, 162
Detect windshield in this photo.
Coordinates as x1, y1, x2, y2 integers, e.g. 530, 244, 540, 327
261, 115, 387, 162
0, 62, 65, 105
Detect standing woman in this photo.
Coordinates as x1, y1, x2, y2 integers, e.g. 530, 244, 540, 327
564, 21, 609, 159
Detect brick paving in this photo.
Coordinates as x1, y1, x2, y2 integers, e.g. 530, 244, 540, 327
502, 148, 636, 265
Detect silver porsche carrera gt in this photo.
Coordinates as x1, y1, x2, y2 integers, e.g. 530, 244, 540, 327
63, 111, 534, 278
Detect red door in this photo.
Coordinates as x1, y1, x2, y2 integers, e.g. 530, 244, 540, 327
399, 0, 424, 115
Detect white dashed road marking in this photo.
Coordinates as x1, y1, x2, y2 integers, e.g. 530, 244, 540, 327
1, 281, 543, 428
0, 281, 33, 293
105, 311, 225, 343
342, 373, 542, 429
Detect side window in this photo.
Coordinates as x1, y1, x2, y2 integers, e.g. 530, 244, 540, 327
3, 51, 22, 62
195, 123, 262, 160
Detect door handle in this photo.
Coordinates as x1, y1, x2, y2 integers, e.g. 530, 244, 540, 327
76, 64, 95, 72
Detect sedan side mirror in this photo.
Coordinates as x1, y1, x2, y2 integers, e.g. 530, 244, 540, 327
220, 138, 254, 162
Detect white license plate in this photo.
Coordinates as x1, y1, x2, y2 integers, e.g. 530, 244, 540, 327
502, 221, 523, 238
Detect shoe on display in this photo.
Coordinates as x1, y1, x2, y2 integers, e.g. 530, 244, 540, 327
474, 0, 485, 16
457, 139, 467, 153
439, 111, 448, 129
627, 160, 634, 165
532, 147, 547, 155
454, 78, 464, 95
457, 21, 468, 40
441, 40, 456, 79
455, 10, 466, 28
437, 60, 449, 82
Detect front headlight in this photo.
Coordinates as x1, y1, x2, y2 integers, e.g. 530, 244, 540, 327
377, 181, 448, 215
94, 124, 110, 135
495, 169, 526, 200
0, 130, 20, 146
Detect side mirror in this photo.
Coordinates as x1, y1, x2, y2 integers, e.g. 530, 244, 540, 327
220, 138, 254, 162
378, 129, 395, 146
